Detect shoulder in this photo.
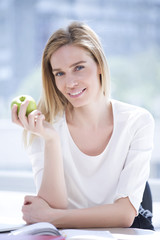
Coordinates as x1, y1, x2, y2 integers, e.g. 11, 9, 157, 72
111, 99, 154, 125
111, 99, 155, 137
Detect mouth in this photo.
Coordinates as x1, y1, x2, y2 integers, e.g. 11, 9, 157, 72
68, 88, 86, 98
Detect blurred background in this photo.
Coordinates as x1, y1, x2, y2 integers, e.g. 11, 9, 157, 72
0, 0, 160, 201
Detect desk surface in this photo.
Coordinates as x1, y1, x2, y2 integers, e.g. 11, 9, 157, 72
108, 227, 159, 239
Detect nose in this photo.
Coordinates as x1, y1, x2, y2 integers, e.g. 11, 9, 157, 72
65, 75, 78, 88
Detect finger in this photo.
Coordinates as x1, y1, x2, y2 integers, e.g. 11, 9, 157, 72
27, 110, 43, 129
35, 114, 45, 130
18, 99, 29, 117
22, 214, 28, 223
11, 104, 19, 124
11, 104, 23, 127
18, 100, 30, 128
23, 195, 35, 205
22, 204, 28, 213
22, 215, 31, 224
22, 207, 31, 224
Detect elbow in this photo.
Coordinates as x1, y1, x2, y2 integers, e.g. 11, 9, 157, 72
56, 201, 68, 210
114, 197, 137, 228
120, 213, 135, 228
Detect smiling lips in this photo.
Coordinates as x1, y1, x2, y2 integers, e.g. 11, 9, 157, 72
68, 88, 86, 98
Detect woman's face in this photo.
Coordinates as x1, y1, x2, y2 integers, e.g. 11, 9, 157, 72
50, 44, 101, 108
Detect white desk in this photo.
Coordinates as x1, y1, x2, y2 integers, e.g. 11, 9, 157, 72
108, 227, 159, 239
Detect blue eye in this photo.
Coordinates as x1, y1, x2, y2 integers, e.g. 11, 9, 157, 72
55, 72, 64, 77
75, 65, 84, 71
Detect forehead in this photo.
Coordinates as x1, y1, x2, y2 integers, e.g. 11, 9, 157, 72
50, 44, 91, 67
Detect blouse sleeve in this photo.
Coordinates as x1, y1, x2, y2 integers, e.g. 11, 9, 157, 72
114, 110, 155, 214
27, 136, 44, 193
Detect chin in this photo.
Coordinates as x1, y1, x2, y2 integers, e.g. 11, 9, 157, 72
70, 100, 90, 108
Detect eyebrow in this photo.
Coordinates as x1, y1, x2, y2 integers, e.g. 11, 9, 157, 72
52, 61, 86, 72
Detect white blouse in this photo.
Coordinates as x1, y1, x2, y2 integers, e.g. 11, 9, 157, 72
28, 99, 155, 213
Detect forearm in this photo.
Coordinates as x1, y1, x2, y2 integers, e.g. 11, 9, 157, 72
38, 137, 68, 209
52, 197, 136, 229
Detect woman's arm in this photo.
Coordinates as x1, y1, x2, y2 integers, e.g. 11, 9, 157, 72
22, 196, 136, 228
38, 137, 68, 209
12, 100, 68, 209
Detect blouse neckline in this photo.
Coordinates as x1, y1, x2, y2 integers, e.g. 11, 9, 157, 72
64, 99, 116, 158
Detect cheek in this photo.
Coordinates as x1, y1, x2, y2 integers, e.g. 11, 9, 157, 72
55, 79, 63, 92
87, 68, 100, 83
81, 69, 93, 82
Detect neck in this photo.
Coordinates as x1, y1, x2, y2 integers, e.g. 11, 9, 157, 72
66, 95, 111, 128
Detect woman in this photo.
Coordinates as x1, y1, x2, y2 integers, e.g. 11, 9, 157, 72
11, 21, 154, 229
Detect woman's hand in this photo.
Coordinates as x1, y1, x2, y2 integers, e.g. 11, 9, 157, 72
22, 195, 65, 226
22, 195, 53, 224
11, 99, 57, 141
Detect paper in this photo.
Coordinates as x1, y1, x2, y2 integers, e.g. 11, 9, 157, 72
113, 231, 160, 240
60, 229, 116, 239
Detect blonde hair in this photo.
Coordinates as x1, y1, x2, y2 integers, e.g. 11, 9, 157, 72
25, 21, 110, 146
39, 21, 110, 123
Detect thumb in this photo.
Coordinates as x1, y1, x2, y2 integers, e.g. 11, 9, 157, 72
24, 195, 36, 205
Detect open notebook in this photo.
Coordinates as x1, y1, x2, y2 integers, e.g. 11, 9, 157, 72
0, 222, 116, 239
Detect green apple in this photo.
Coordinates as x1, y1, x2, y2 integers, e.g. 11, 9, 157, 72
11, 95, 37, 116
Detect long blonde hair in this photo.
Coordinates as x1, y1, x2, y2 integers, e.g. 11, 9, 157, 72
24, 21, 110, 146
39, 21, 110, 123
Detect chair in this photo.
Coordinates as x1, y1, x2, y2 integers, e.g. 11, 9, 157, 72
130, 182, 154, 230
141, 181, 152, 213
